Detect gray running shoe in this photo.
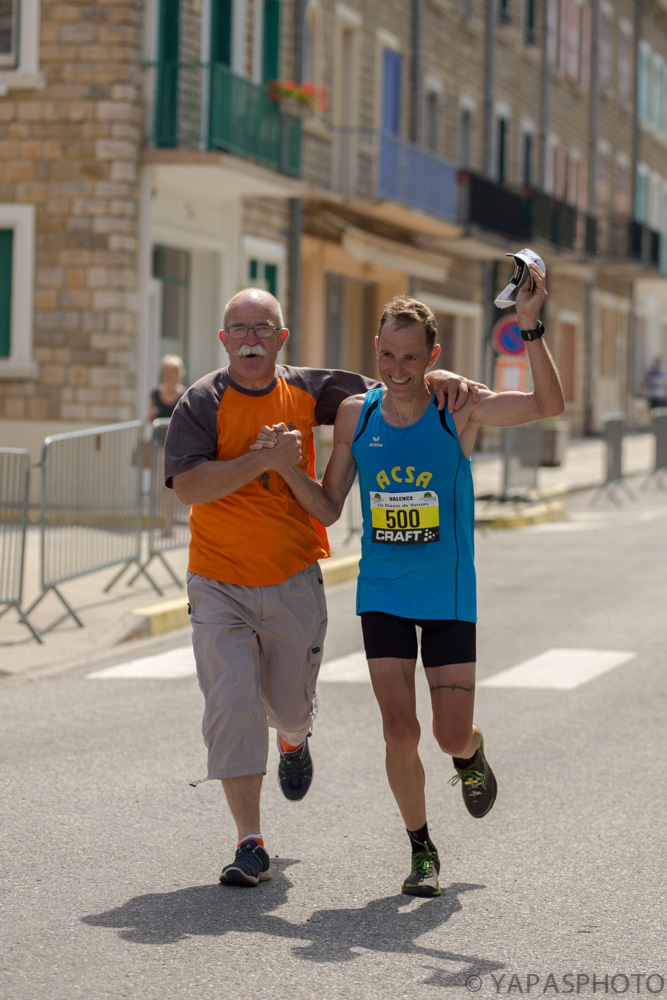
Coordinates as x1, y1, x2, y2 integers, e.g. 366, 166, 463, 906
449, 733, 497, 818
402, 843, 441, 898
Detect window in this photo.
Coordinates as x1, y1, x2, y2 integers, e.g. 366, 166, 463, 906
547, 0, 559, 67
262, 0, 281, 84
638, 43, 651, 124
0, 205, 37, 379
0, 0, 17, 68
496, 115, 508, 184
0, 0, 41, 85
521, 130, 534, 187
635, 165, 648, 223
459, 107, 473, 169
559, 322, 577, 401
248, 259, 278, 297
618, 21, 632, 106
152, 246, 190, 368
653, 56, 664, 133
599, 5, 614, 93
525, 0, 537, 46
424, 90, 439, 153
498, 0, 511, 26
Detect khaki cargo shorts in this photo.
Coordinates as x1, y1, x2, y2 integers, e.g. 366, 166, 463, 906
186, 563, 327, 780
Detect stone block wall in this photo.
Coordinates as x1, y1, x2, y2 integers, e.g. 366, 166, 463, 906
0, 0, 144, 423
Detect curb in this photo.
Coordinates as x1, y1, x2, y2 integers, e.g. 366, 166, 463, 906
474, 499, 567, 529
124, 553, 363, 643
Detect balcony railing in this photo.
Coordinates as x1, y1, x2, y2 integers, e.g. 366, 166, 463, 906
329, 128, 458, 222
144, 62, 302, 177
595, 213, 661, 267
458, 172, 528, 240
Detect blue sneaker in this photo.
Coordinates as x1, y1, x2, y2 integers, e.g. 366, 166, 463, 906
277, 732, 313, 801
219, 839, 271, 887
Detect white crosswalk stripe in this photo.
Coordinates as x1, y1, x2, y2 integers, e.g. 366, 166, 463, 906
478, 648, 636, 690
87, 645, 637, 689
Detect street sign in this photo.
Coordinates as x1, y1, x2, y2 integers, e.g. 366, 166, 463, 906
495, 356, 529, 392
492, 314, 526, 356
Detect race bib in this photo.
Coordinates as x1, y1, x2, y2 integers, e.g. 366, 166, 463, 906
370, 490, 439, 544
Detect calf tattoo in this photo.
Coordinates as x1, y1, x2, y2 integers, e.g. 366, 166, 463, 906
429, 682, 475, 694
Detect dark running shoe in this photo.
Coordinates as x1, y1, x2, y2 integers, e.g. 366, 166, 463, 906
449, 733, 497, 819
277, 732, 313, 801
402, 843, 441, 898
219, 839, 271, 887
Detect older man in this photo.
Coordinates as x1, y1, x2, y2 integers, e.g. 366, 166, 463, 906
164, 287, 476, 887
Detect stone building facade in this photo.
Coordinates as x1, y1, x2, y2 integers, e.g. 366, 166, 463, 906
2, 0, 667, 460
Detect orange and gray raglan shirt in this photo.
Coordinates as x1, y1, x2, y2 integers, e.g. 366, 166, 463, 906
164, 365, 378, 587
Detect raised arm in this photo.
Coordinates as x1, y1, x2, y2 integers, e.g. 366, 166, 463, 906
456, 262, 564, 457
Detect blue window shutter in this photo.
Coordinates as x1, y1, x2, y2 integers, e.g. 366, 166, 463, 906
382, 50, 402, 135
0, 230, 12, 358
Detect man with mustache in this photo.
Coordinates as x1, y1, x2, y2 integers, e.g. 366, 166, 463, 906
163, 287, 478, 887
256, 263, 563, 897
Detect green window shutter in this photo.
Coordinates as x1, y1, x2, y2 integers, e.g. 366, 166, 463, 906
249, 259, 259, 281
156, 0, 180, 147
263, 0, 281, 83
265, 264, 277, 297
0, 230, 12, 358
211, 0, 232, 66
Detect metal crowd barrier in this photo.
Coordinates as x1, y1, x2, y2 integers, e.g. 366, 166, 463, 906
642, 407, 667, 489
24, 421, 157, 631
129, 417, 191, 594
0, 448, 41, 642
591, 413, 636, 504
500, 423, 543, 500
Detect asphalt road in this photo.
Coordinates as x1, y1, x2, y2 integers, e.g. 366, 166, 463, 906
1, 486, 667, 1000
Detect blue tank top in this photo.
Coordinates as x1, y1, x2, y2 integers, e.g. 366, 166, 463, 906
351, 387, 476, 621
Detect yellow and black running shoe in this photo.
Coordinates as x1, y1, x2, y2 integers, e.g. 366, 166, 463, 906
449, 733, 498, 818
402, 843, 441, 898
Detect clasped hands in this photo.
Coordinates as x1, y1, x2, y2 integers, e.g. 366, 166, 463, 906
249, 423, 303, 469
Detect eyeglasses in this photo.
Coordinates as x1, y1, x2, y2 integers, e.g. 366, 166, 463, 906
225, 324, 282, 340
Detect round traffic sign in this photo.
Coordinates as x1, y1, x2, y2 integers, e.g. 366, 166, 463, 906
492, 315, 525, 356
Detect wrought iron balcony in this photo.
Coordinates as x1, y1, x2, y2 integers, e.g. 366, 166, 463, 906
457, 172, 528, 240
328, 128, 458, 222
144, 62, 302, 177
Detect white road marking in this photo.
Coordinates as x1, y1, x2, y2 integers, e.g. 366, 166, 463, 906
318, 651, 370, 683
479, 648, 636, 690
87, 646, 195, 679
86, 647, 371, 682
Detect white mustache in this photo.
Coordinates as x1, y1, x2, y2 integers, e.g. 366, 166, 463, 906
234, 342, 268, 357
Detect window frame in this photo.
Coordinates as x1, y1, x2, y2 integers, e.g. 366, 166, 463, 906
0, 0, 43, 90
0, 204, 37, 380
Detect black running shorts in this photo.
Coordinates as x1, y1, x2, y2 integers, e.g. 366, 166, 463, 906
360, 611, 476, 667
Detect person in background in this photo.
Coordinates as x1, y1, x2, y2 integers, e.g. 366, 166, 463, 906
643, 356, 667, 413
149, 355, 187, 420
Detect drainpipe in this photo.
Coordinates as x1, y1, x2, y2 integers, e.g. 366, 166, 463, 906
539, 0, 551, 189
411, 0, 423, 144
626, 0, 643, 428
584, 0, 601, 436
287, 0, 309, 363
484, 0, 497, 178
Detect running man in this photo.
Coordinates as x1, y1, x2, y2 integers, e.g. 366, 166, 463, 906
253, 262, 563, 897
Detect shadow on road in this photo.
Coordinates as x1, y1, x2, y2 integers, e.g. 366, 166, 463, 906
82, 860, 503, 985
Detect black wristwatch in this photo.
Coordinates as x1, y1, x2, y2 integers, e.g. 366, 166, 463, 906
520, 320, 545, 342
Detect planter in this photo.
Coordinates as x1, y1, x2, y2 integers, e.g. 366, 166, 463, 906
277, 97, 312, 119
541, 420, 569, 467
